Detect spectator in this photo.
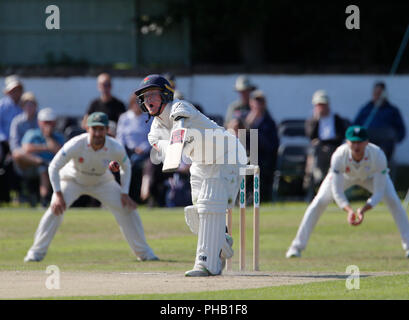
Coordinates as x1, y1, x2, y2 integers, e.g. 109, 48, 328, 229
224, 75, 256, 126
0, 75, 24, 143
9, 92, 39, 202
226, 117, 246, 141
0, 75, 24, 202
82, 73, 126, 134
116, 95, 153, 203
164, 161, 192, 207
244, 89, 279, 202
304, 90, 349, 193
10, 92, 39, 153
19, 108, 65, 206
353, 81, 405, 161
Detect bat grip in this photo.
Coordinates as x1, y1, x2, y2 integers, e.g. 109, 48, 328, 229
174, 116, 186, 128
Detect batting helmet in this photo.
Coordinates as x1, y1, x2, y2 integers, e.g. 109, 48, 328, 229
134, 74, 174, 113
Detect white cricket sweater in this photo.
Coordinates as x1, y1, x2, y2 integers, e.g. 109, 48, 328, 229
330, 143, 389, 209
48, 133, 131, 194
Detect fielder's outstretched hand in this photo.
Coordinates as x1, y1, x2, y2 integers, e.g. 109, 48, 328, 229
354, 208, 365, 226
347, 208, 365, 226
347, 210, 357, 225
121, 193, 137, 210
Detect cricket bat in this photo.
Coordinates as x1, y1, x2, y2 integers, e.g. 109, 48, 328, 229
162, 119, 188, 173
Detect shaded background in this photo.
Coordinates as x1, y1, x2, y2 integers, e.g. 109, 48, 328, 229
0, 0, 408, 75
0, 0, 408, 196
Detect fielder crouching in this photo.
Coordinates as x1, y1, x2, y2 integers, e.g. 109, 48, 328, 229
286, 125, 409, 258
24, 112, 158, 262
135, 75, 247, 277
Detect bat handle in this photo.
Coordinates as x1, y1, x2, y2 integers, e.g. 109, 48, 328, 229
174, 116, 186, 128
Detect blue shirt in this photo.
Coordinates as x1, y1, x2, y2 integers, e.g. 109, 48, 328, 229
0, 95, 23, 142
116, 110, 152, 154
9, 112, 38, 151
353, 100, 406, 142
21, 128, 65, 162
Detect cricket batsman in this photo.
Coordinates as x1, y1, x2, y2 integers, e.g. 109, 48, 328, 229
134, 74, 247, 276
24, 112, 158, 262
286, 125, 409, 258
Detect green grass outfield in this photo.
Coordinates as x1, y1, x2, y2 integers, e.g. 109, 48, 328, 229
1, 202, 409, 299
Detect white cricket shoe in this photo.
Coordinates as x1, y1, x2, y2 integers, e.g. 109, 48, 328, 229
286, 247, 301, 258
185, 266, 211, 277
24, 252, 44, 262
137, 252, 160, 261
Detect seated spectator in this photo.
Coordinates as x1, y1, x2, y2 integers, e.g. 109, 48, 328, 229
9, 92, 39, 201
116, 95, 152, 203
0, 75, 24, 203
18, 108, 65, 206
353, 81, 405, 161
303, 90, 349, 193
243, 89, 279, 202
82, 73, 126, 130
10, 92, 39, 153
224, 75, 256, 126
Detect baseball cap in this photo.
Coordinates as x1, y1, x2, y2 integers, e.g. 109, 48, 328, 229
235, 75, 256, 91
345, 126, 369, 142
312, 89, 329, 105
87, 112, 109, 127
250, 89, 265, 100
38, 108, 57, 121
4, 75, 23, 92
21, 92, 37, 105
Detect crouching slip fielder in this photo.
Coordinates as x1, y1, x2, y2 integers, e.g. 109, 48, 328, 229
135, 75, 246, 276
24, 112, 158, 262
286, 125, 409, 258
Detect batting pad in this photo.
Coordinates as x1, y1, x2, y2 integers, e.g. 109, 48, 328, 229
197, 178, 228, 214
195, 212, 226, 275
184, 205, 199, 234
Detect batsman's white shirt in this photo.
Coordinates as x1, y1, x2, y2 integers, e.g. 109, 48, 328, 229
148, 99, 247, 165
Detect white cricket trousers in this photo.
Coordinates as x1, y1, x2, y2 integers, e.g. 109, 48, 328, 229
291, 173, 409, 252
26, 178, 155, 260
